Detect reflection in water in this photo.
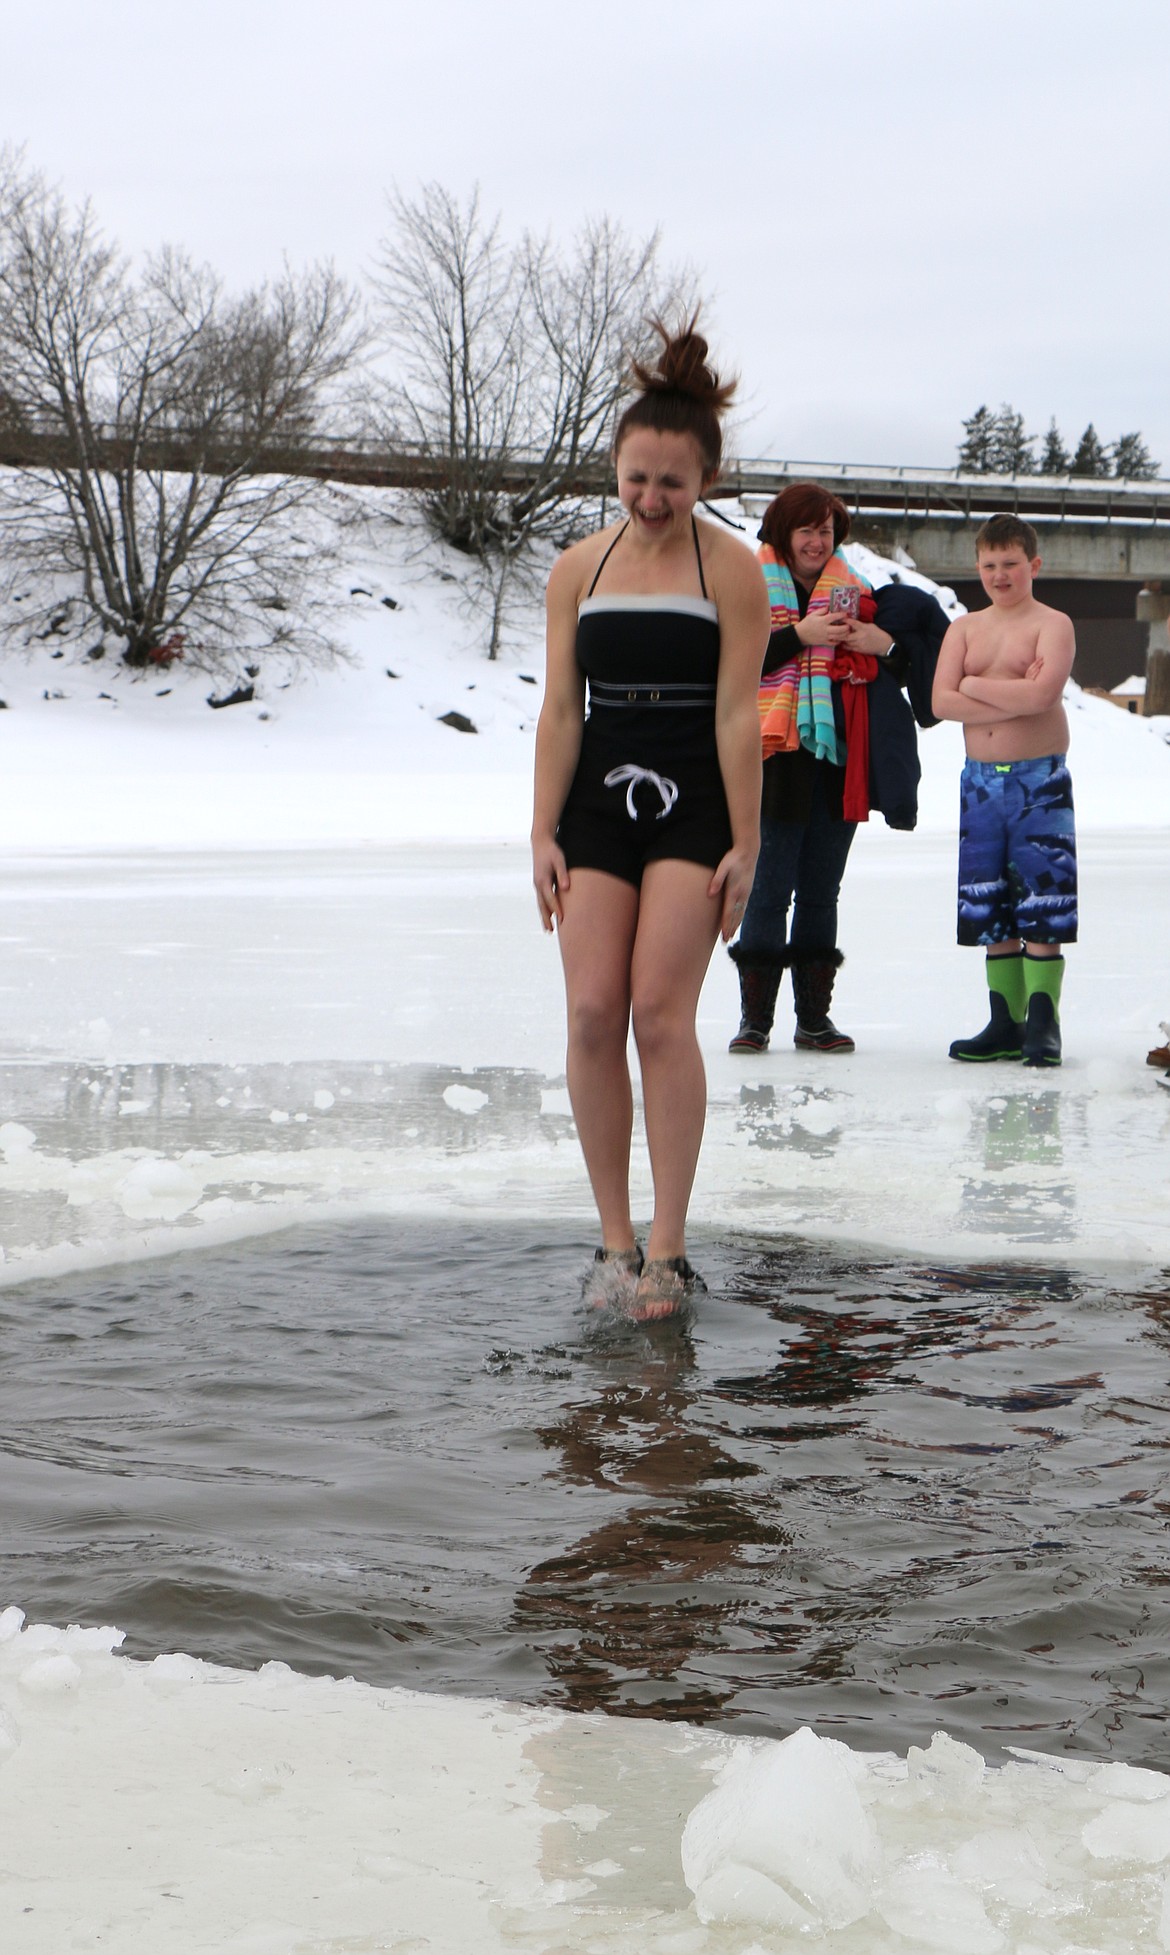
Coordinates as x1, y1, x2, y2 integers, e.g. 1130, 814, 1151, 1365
736, 1081, 841, 1157
1, 1221, 1168, 1763
511, 1242, 1170, 1760
0, 1059, 577, 1258
519, 1321, 780, 1721
960, 1088, 1077, 1240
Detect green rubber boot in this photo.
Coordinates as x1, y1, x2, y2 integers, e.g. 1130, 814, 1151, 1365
949, 952, 1026, 1062
1022, 952, 1064, 1067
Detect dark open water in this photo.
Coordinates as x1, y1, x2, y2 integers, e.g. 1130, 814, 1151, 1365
2, 1221, 1168, 1766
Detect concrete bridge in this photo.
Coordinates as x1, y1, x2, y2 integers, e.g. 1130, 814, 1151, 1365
731, 461, 1170, 701
730, 460, 1170, 583
3, 428, 1167, 697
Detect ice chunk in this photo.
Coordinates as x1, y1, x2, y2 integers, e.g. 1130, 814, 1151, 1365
0, 1121, 37, 1158
20, 1621, 65, 1651
59, 1623, 124, 1654
908, 1730, 987, 1799
444, 1083, 489, 1114
687, 1861, 815, 1931
681, 1726, 877, 1930
149, 1652, 207, 1683
951, 1828, 1048, 1910
20, 1653, 82, 1693
793, 1100, 837, 1136
0, 1706, 18, 1761
116, 1156, 207, 1220
0, 1605, 26, 1642
1087, 1760, 1170, 1803
562, 1803, 608, 1831
877, 1856, 1005, 1951
1082, 1797, 1170, 1864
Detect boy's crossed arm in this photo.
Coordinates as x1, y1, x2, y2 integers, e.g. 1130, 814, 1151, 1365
932, 613, 1075, 724
932, 618, 1014, 723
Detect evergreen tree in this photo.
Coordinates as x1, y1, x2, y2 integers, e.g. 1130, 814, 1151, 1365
989, 404, 1035, 475
1070, 423, 1111, 477
957, 404, 997, 473
1111, 431, 1159, 480
1038, 418, 1070, 475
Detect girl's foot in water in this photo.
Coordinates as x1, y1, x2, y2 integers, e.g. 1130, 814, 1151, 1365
584, 1244, 643, 1308
630, 1256, 706, 1322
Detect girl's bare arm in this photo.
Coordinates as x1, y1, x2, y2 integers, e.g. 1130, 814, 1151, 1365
531, 552, 587, 930
711, 541, 770, 938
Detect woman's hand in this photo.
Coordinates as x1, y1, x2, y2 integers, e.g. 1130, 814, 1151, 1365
841, 620, 894, 657
794, 611, 853, 648
708, 842, 758, 943
533, 835, 570, 932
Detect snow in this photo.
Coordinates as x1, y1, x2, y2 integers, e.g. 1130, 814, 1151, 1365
3, 489, 1170, 1950
4, 1611, 1170, 1953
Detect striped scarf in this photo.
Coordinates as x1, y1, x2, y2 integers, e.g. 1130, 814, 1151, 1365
757, 549, 870, 765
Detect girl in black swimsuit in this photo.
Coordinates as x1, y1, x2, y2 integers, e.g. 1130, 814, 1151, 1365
556, 514, 732, 886
532, 323, 770, 1320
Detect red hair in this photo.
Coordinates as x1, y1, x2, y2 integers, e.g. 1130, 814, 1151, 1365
759, 482, 851, 565
614, 316, 736, 480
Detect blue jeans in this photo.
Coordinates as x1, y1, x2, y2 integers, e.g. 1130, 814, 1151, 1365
739, 772, 857, 961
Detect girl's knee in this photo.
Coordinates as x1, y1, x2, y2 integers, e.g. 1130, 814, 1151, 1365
630, 989, 692, 1059
568, 991, 629, 1054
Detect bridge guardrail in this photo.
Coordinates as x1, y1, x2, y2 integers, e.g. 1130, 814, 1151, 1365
2, 423, 1168, 525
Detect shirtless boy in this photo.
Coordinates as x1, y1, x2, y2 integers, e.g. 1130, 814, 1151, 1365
932, 514, 1077, 1066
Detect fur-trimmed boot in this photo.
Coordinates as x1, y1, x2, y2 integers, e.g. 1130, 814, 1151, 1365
789, 946, 854, 1053
1021, 950, 1064, 1067
949, 952, 1026, 1062
728, 944, 784, 1054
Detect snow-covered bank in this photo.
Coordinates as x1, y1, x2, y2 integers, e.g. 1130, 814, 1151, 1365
1, 493, 1168, 850
4, 1607, 1170, 1954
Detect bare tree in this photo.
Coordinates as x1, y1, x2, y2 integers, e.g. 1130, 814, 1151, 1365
371, 184, 527, 566
372, 184, 687, 657
0, 154, 364, 673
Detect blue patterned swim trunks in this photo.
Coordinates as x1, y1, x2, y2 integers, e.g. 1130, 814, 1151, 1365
957, 754, 1077, 946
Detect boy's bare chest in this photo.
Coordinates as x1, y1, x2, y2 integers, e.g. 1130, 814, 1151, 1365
964, 615, 1041, 676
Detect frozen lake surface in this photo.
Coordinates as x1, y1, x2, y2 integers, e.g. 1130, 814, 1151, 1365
0, 837, 1167, 1280
2, 836, 1169, 1952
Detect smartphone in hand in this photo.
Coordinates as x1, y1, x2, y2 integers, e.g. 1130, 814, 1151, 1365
828, 586, 860, 619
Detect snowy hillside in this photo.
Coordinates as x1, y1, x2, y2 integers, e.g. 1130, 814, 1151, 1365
1, 486, 1168, 848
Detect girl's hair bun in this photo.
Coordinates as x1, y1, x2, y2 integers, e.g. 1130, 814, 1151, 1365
615, 311, 736, 479
632, 315, 736, 410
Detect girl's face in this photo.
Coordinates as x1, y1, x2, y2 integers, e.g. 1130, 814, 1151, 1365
615, 427, 709, 541
787, 515, 837, 583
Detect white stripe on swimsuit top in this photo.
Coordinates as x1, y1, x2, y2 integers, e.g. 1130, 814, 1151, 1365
577, 595, 718, 623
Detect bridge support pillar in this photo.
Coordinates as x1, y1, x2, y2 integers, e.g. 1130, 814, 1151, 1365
1137, 585, 1170, 716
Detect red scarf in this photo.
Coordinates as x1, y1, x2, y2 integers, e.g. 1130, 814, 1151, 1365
828, 593, 878, 821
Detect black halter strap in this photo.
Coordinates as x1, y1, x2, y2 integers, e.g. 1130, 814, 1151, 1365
585, 516, 710, 601
585, 522, 629, 598
692, 515, 709, 600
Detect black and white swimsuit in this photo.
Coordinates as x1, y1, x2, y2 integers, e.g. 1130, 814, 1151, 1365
556, 519, 731, 887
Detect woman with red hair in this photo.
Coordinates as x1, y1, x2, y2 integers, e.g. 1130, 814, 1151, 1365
728, 483, 901, 1054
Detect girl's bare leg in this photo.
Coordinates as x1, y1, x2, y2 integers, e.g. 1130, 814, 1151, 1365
556, 868, 641, 1250
629, 859, 722, 1283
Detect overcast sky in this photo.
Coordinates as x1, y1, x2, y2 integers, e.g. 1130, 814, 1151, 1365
5, 0, 1169, 472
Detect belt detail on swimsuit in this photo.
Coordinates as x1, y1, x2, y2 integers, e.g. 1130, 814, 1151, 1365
603, 765, 680, 821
